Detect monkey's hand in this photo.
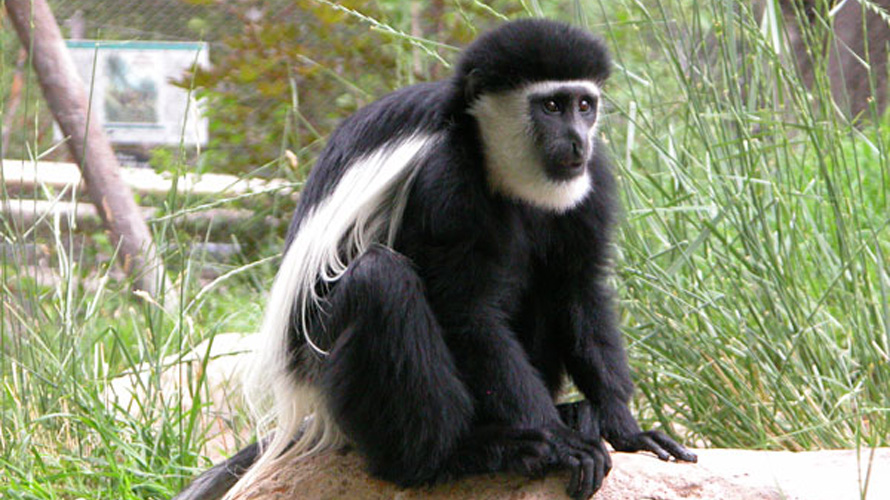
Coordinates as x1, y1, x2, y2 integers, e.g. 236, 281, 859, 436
562, 400, 697, 464
539, 421, 612, 500
444, 422, 609, 499
607, 429, 698, 463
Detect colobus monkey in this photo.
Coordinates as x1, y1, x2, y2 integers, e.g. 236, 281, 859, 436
175, 18, 696, 500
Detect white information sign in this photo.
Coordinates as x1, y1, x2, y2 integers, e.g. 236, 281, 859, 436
62, 40, 209, 145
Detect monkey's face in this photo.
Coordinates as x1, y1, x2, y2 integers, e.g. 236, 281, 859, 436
469, 79, 601, 212
527, 85, 599, 182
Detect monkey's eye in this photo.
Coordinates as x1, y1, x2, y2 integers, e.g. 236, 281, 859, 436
578, 98, 594, 113
542, 99, 561, 113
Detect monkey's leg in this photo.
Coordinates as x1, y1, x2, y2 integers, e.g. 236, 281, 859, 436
320, 245, 606, 493
557, 400, 601, 438
319, 245, 475, 486
319, 245, 554, 487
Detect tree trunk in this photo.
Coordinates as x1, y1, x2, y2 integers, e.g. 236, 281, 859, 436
827, 0, 890, 120
4, 0, 168, 296
780, 0, 890, 120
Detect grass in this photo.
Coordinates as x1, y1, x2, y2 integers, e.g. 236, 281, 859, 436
2, 0, 889, 498
595, 0, 889, 453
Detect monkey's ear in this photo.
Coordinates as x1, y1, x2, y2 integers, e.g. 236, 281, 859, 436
464, 68, 483, 104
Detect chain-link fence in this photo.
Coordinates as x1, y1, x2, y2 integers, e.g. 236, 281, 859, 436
51, 0, 235, 44
2, 1, 237, 164
9, 0, 421, 171
8, 1, 532, 173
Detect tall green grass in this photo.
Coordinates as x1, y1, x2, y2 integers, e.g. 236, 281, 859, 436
1, 1, 888, 498
0, 34, 285, 500
595, 0, 889, 451
0, 159, 284, 497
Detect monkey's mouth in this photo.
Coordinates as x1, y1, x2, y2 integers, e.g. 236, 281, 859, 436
560, 148, 587, 172
565, 160, 585, 170
546, 160, 586, 181
561, 155, 588, 173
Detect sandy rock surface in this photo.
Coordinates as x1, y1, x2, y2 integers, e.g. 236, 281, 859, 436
227, 447, 890, 500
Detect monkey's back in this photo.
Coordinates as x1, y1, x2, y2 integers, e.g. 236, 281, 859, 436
284, 81, 455, 247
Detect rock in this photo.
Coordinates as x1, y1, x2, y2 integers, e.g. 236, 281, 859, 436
695, 447, 890, 500
228, 446, 889, 500
227, 447, 890, 500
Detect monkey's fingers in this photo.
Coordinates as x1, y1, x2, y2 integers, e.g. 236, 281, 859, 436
565, 455, 583, 499
637, 434, 671, 461
646, 431, 698, 463
598, 440, 613, 477
563, 453, 600, 500
544, 424, 608, 499
579, 453, 598, 499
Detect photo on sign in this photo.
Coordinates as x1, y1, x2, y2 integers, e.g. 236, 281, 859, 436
105, 53, 158, 124
56, 41, 209, 147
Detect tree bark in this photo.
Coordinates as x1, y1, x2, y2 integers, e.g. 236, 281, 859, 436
827, 0, 890, 120
780, 0, 890, 120
4, 0, 168, 296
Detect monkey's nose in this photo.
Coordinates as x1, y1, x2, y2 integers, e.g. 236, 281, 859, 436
569, 139, 587, 166
571, 140, 583, 159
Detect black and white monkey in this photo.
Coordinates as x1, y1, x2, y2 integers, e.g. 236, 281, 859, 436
175, 18, 696, 500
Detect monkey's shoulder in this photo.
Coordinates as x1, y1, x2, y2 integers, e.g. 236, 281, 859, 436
293, 82, 452, 213
330, 81, 453, 149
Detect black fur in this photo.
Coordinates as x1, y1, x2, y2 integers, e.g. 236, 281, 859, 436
454, 19, 611, 107
172, 442, 260, 500
176, 18, 695, 500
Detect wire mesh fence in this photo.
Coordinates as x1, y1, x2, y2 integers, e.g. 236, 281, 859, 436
51, 0, 235, 44
2, 2, 224, 163
7, 0, 433, 172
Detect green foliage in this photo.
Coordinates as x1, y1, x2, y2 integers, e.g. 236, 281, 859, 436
0, 219, 271, 498
594, 0, 889, 450
185, 0, 522, 176
187, 0, 398, 176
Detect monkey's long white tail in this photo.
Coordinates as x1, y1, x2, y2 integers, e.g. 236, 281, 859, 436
225, 133, 438, 498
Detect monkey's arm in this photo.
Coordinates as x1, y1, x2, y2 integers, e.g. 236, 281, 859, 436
443, 291, 612, 499
556, 264, 697, 463
420, 235, 575, 428
410, 228, 609, 498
